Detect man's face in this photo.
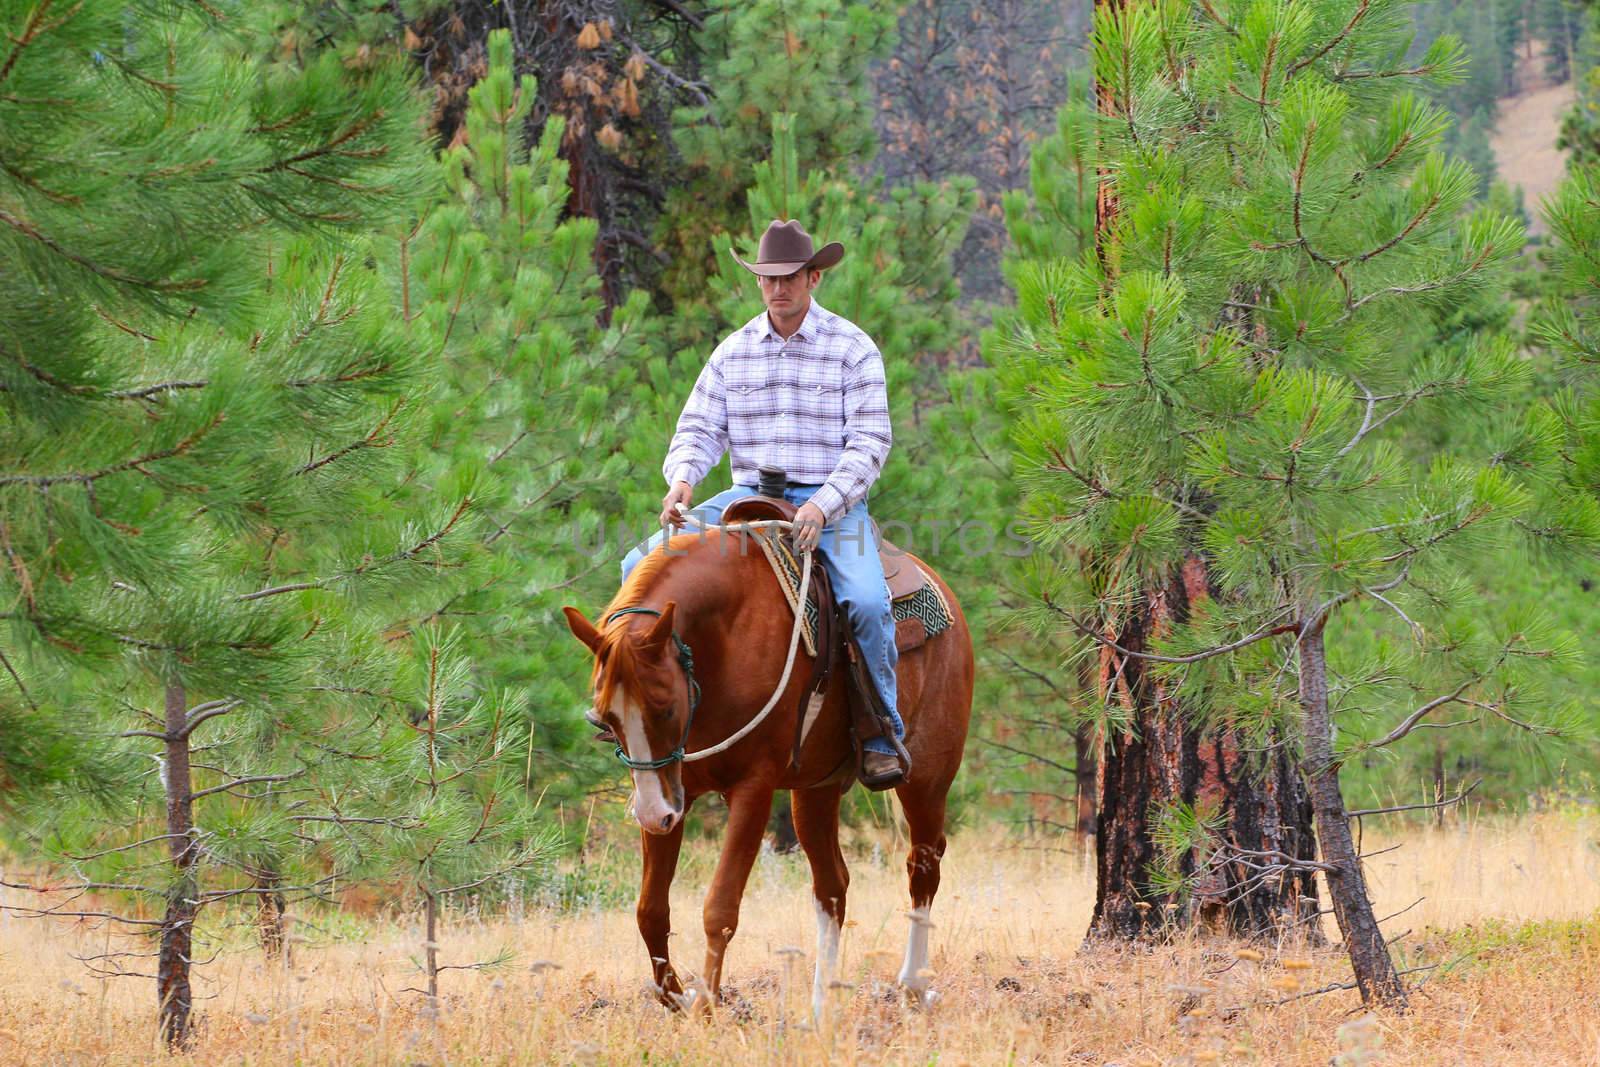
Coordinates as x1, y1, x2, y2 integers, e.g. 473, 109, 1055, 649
758, 268, 821, 317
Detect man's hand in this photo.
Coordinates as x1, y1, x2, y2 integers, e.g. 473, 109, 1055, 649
661, 481, 694, 528
791, 501, 827, 553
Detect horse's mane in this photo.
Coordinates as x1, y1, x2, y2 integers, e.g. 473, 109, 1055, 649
594, 530, 731, 714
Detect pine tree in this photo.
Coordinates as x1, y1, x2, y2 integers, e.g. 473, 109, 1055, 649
0, 0, 438, 1045
654, 0, 899, 334
1003, 0, 1591, 1005
1558, 2, 1600, 163
1534, 164, 1600, 498
966, 91, 1105, 836
1000, 0, 1322, 943
378, 29, 651, 823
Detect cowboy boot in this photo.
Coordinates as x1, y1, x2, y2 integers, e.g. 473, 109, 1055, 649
861, 749, 906, 788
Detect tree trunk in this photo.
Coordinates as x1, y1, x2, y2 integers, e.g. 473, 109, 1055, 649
256, 866, 287, 961
1298, 622, 1407, 1008
769, 793, 800, 853
157, 683, 197, 1049
425, 889, 440, 1000
406, 3, 636, 314
1089, 560, 1319, 941
1092, 0, 1125, 280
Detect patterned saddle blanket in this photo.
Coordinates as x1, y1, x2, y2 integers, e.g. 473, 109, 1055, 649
743, 529, 954, 657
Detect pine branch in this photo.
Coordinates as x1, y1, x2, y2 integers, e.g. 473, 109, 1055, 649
617, 31, 718, 121
645, 0, 705, 29
258, 113, 386, 174
0, 642, 37, 709
976, 736, 1078, 775
65, 833, 196, 862
294, 399, 405, 475
0, 0, 73, 85
1347, 779, 1481, 818
0, 411, 225, 488
1344, 244, 1498, 318
994, 648, 1073, 701
1376, 505, 1493, 564
0, 208, 206, 295
189, 770, 305, 801
1354, 677, 1482, 754
106, 380, 210, 400
1285, 0, 1371, 79
1042, 595, 1299, 663
238, 497, 472, 602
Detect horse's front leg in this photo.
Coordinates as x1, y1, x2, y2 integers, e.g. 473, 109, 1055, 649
638, 814, 687, 1008
793, 785, 849, 1023
701, 785, 776, 1000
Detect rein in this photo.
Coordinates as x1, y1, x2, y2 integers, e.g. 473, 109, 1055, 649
603, 506, 814, 770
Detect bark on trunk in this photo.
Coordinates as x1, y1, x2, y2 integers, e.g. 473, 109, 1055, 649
425, 890, 440, 1000
406, 3, 635, 315
1298, 622, 1408, 1008
256, 867, 287, 961
157, 683, 197, 1049
1092, 0, 1125, 280
1089, 560, 1319, 941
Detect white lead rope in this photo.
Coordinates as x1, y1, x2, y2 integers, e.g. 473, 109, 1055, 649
668, 502, 814, 762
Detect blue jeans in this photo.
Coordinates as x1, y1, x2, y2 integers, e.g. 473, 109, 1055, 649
620, 484, 903, 753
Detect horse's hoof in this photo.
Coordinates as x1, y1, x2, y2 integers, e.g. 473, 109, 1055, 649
899, 982, 938, 1011
666, 974, 715, 1017
663, 987, 696, 1013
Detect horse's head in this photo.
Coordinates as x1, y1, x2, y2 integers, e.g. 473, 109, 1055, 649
563, 601, 689, 835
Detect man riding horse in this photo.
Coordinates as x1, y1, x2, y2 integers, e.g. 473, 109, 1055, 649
621, 219, 909, 787
573, 219, 972, 1011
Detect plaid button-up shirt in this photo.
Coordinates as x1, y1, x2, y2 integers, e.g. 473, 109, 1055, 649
663, 300, 892, 525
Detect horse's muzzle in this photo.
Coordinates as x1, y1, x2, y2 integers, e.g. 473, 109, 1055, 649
642, 806, 682, 834
630, 771, 684, 835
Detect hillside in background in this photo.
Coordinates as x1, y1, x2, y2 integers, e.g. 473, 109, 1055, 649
1491, 39, 1576, 233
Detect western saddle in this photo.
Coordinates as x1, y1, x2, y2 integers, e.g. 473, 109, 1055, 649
717, 477, 918, 788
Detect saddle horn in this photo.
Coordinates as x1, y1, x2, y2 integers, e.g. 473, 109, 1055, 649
757, 465, 787, 498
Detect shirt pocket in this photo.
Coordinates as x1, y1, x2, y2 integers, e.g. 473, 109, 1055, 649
724, 367, 768, 418
799, 382, 846, 432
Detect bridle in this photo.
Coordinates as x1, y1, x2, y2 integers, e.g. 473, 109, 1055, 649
602, 606, 701, 771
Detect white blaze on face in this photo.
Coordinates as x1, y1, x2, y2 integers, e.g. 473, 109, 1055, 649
613, 690, 678, 833
811, 897, 841, 1022
897, 905, 933, 995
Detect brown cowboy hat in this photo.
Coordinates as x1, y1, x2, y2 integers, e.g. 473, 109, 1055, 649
731, 219, 845, 276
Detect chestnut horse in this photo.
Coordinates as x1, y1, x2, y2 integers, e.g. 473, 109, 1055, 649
563, 523, 973, 1015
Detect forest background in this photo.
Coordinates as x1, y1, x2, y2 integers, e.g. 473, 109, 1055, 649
2, 0, 1600, 1034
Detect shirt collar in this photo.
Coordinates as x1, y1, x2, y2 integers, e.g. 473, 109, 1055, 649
756, 299, 826, 344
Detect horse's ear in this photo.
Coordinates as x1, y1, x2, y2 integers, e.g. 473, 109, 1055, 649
644, 601, 677, 647
563, 606, 603, 654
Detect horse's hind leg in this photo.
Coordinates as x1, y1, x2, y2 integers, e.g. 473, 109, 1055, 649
792, 785, 849, 1021
638, 817, 687, 1008
894, 782, 949, 1001
701, 785, 776, 1002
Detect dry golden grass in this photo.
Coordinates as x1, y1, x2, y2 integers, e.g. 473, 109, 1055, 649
4, 809, 1599, 1065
